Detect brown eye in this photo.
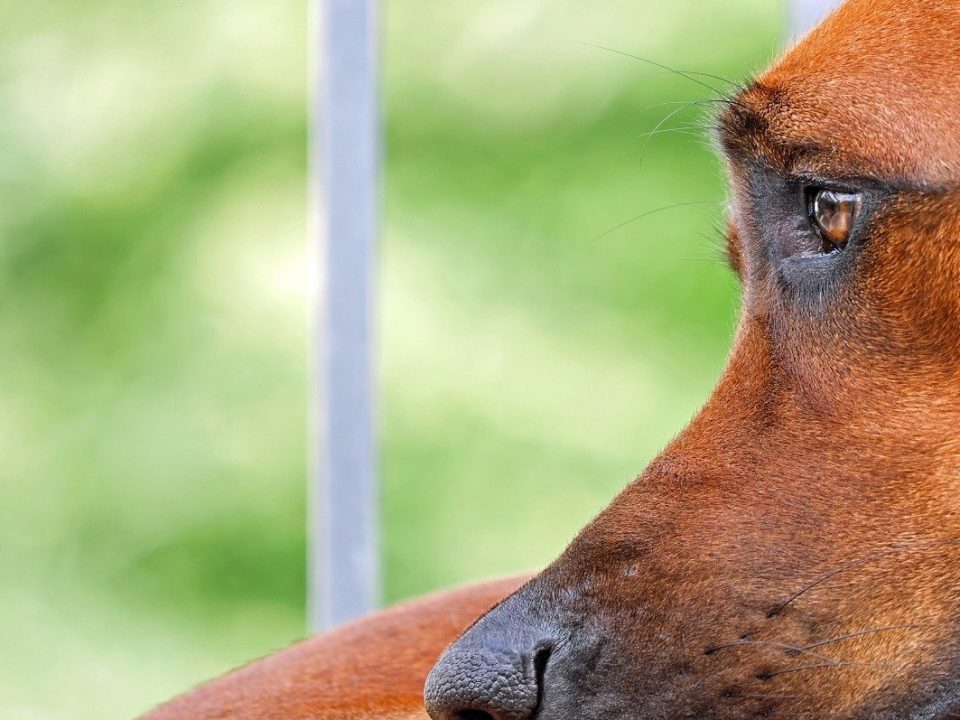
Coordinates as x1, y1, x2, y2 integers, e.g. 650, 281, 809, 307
811, 188, 862, 251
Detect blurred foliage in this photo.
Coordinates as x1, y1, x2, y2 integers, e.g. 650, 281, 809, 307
0, 1, 780, 717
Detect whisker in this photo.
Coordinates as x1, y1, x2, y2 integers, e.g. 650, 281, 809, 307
637, 98, 742, 115
767, 553, 888, 618
760, 659, 895, 680
592, 200, 723, 242
769, 539, 960, 618
636, 127, 706, 141
582, 42, 743, 99
800, 623, 947, 652
705, 639, 838, 664
638, 101, 728, 168
636, 120, 718, 138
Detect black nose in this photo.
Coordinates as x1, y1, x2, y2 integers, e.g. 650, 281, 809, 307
423, 635, 552, 720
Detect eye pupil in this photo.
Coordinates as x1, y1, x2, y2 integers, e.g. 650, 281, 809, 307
812, 188, 862, 251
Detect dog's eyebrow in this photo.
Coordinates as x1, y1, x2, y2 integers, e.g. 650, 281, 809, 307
716, 98, 766, 154
715, 95, 819, 169
717, 96, 873, 182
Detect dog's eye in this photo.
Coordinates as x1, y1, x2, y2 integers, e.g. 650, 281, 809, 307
809, 188, 862, 252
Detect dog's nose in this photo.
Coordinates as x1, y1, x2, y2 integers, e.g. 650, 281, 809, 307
423, 642, 551, 720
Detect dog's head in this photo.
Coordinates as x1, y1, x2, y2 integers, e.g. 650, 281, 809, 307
425, 1, 960, 718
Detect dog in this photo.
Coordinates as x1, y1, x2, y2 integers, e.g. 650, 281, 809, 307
144, 0, 960, 717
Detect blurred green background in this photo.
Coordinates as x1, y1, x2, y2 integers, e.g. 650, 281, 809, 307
0, 1, 782, 717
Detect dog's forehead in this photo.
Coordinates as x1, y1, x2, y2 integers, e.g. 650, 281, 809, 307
730, 0, 960, 185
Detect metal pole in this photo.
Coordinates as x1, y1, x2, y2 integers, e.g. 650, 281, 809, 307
309, 0, 380, 631
788, 0, 839, 37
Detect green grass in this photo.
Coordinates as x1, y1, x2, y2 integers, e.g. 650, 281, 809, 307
0, 1, 781, 717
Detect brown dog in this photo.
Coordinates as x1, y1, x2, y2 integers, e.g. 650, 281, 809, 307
144, 0, 960, 717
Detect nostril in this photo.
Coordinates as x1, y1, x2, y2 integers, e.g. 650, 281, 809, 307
532, 644, 551, 712
457, 712, 495, 720
457, 710, 494, 720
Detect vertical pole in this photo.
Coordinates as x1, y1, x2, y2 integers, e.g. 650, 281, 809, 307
309, 0, 380, 631
788, 0, 839, 37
